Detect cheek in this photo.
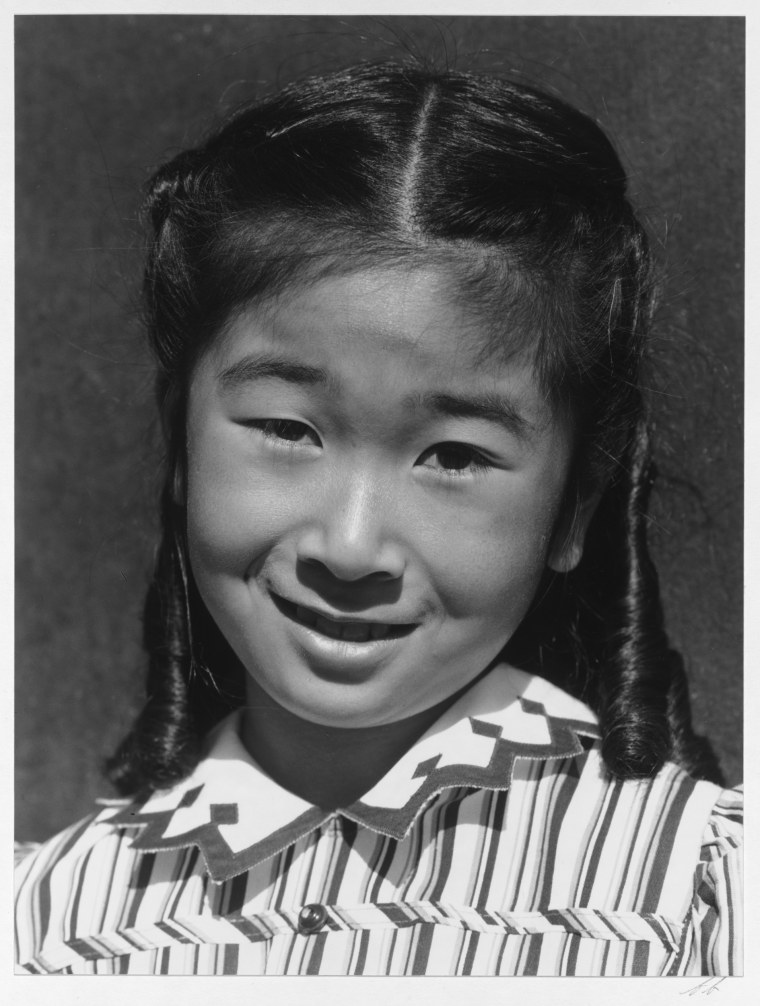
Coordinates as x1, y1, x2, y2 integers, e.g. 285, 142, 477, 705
185, 431, 284, 576
431, 485, 560, 620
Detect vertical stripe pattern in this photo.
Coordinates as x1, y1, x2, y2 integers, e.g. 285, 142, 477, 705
15, 763, 742, 976
15, 670, 742, 977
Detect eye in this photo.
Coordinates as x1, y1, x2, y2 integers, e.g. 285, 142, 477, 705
246, 419, 321, 447
417, 442, 493, 476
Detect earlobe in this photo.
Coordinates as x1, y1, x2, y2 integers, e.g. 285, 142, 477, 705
547, 492, 601, 573
548, 538, 584, 573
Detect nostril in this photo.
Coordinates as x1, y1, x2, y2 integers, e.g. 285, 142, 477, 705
297, 539, 405, 584
302, 556, 400, 586
313, 559, 401, 585
295, 558, 405, 608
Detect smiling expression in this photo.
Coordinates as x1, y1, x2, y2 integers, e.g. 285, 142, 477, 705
185, 265, 579, 728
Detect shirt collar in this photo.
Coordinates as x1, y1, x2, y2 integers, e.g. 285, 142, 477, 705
108, 665, 599, 883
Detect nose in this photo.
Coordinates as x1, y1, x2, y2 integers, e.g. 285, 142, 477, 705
296, 469, 406, 582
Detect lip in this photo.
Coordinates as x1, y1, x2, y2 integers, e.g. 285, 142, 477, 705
270, 592, 417, 645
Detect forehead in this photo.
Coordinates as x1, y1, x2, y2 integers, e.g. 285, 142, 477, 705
201, 263, 541, 391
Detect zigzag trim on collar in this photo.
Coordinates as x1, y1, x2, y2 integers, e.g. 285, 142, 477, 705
346, 698, 599, 839
109, 696, 600, 883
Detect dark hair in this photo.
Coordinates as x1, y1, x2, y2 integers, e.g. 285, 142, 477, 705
107, 62, 721, 795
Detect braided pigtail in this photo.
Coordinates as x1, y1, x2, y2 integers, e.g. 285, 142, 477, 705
596, 423, 723, 780
594, 423, 673, 775
106, 471, 246, 796
106, 486, 200, 795
558, 425, 723, 781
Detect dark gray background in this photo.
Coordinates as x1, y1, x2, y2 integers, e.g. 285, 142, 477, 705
16, 15, 744, 841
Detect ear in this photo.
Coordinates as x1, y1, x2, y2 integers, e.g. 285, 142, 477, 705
547, 492, 601, 573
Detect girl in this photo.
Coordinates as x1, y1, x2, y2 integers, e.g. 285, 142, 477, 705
15, 62, 742, 977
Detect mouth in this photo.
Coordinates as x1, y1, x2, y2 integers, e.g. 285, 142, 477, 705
271, 593, 417, 644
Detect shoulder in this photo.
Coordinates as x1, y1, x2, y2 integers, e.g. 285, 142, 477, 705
701, 783, 743, 849
15, 806, 120, 883
14, 801, 186, 974
695, 783, 743, 893
561, 738, 741, 863
670, 784, 743, 976
15, 803, 135, 887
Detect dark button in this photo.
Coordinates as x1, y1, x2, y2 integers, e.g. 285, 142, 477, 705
298, 903, 328, 934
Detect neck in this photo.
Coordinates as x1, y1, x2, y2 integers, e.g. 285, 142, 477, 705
239, 678, 463, 810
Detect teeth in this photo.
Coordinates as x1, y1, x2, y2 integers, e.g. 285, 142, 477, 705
314, 615, 345, 640
311, 613, 390, 643
340, 622, 372, 643
290, 601, 398, 643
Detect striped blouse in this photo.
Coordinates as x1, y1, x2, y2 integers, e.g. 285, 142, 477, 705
15, 665, 742, 976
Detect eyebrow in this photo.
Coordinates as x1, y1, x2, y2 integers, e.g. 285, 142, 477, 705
216, 354, 536, 439
216, 353, 331, 390
410, 391, 536, 441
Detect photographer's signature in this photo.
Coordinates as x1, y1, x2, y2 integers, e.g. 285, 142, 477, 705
681, 978, 726, 996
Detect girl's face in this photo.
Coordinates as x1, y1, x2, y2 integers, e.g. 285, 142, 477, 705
186, 265, 580, 729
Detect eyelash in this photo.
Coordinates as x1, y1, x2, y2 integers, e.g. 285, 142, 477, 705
247, 419, 321, 447
417, 443, 494, 477
245, 421, 494, 477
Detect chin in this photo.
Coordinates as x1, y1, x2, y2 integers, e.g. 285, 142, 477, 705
289, 691, 404, 729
